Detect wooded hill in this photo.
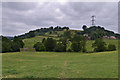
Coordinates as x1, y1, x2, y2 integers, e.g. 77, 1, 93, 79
17, 25, 120, 40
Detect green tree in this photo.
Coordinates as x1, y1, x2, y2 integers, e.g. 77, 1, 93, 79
54, 42, 66, 52
82, 25, 87, 31
42, 38, 46, 44
71, 35, 87, 52
2, 36, 12, 52
92, 38, 106, 52
44, 38, 56, 51
71, 42, 81, 52
11, 36, 24, 52
29, 31, 35, 38
33, 42, 46, 51
63, 30, 71, 39
66, 41, 72, 52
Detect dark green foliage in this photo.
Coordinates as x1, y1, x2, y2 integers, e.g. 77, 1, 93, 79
82, 26, 120, 40
54, 42, 66, 52
63, 30, 71, 39
28, 31, 35, 38
82, 25, 87, 31
33, 42, 46, 51
92, 38, 106, 52
71, 35, 87, 52
2, 36, 12, 52
42, 38, 46, 44
71, 42, 81, 52
107, 44, 116, 51
11, 36, 24, 52
59, 37, 67, 51
44, 38, 56, 51
2, 36, 24, 52
18, 26, 69, 39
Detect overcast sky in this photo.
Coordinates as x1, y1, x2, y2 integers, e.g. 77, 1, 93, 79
2, 2, 118, 36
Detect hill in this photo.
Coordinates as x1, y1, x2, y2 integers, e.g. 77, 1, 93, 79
18, 26, 70, 39
17, 26, 120, 40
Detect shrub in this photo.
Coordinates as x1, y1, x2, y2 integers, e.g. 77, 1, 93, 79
71, 35, 87, 52
33, 42, 46, 51
107, 44, 116, 51
54, 42, 66, 52
44, 38, 56, 51
71, 42, 82, 52
66, 41, 72, 52
92, 38, 106, 52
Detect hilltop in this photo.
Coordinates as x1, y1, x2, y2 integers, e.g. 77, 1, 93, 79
17, 25, 120, 40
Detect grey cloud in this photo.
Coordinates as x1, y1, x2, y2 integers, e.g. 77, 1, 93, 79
2, 2, 118, 36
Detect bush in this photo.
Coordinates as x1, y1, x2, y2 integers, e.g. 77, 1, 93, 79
71, 42, 82, 52
34, 42, 46, 51
71, 35, 87, 52
92, 38, 106, 52
54, 42, 66, 52
44, 38, 56, 51
66, 41, 72, 52
107, 44, 116, 51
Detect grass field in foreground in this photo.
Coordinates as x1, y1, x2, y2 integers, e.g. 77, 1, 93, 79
2, 51, 118, 78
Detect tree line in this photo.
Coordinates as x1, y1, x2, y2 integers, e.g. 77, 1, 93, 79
1, 36, 24, 53
17, 25, 120, 40
18, 26, 69, 39
33, 31, 116, 52
81, 25, 120, 40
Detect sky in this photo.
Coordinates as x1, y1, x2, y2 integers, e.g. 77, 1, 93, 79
2, 2, 118, 36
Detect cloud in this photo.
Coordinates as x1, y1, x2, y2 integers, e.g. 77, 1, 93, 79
2, 2, 118, 36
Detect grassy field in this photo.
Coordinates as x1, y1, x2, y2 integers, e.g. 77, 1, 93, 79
2, 51, 118, 78
2, 37, 118, 78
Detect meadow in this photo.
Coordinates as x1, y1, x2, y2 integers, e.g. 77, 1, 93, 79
2, 38, 118, 78
2, 51, 118, 78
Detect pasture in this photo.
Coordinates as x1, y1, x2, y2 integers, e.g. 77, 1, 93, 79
2, 51, 118, 78
2, 38, 118, 78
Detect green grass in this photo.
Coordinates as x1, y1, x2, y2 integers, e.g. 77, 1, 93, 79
23, 36, 59, 48
2, 37, 118, 78
2, 51, 118, 78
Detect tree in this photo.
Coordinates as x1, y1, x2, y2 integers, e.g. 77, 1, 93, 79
44, 38, 56, 51
54, 42, 66, 52
71, 42, 81, 52
107, 44, 116, 51
66, 41, 72, 52
71, 35, 87, 52
2, 36, 12, 53
92, 38, 106, 52
29, 31, 35, 38
82, 25, 87, 31
42, 38, 46, 44
11, 36, 24, 52
33, 42, 46, 51
63, 30, 71, 39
